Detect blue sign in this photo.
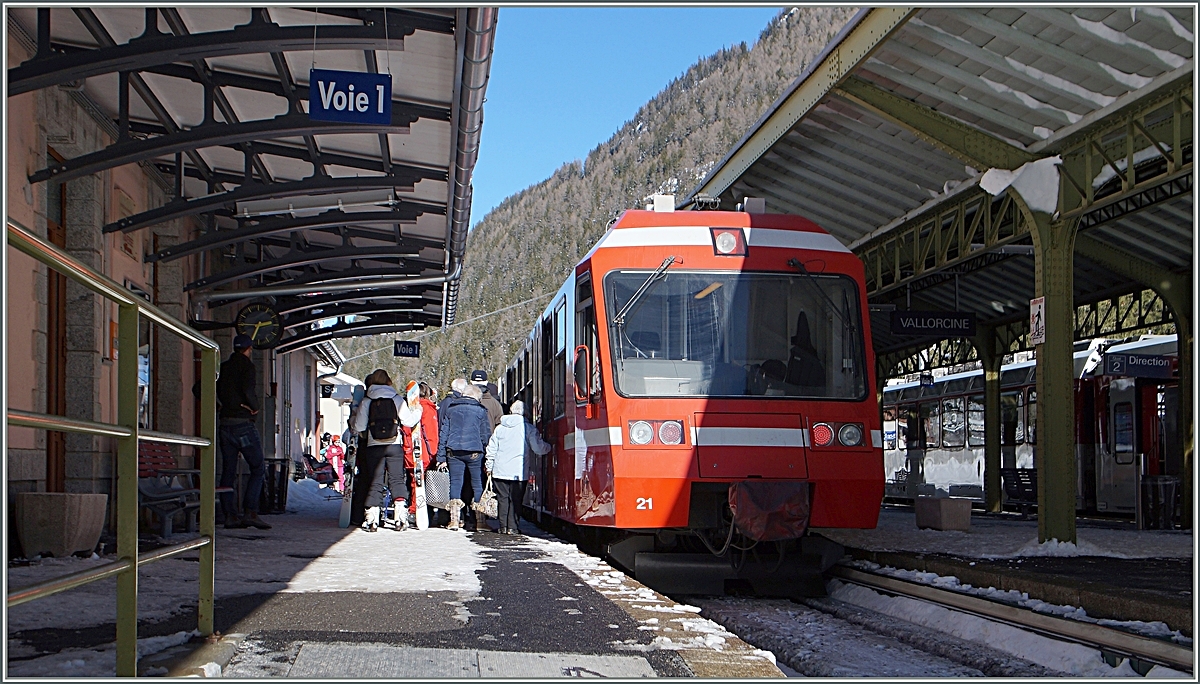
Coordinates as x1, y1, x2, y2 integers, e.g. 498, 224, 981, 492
1104, 352, 1175, 379
394, 340, 420, 358
309, 69, 391, 125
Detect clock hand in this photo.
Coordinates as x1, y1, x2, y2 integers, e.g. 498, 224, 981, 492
251, 320, 269, 338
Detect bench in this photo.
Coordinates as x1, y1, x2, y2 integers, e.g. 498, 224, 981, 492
139, 442, 234, 537
1001, 467, 1037, 518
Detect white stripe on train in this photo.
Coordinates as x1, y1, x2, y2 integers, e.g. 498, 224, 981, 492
596, 226, 851, 253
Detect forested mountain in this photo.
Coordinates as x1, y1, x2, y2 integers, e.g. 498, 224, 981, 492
340, 7, 857, 391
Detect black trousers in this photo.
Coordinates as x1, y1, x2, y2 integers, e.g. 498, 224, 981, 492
365, 443, 408, 509
493, 479, 525, 532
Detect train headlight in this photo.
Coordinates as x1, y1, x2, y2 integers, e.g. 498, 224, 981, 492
629, 421, 654, 445
658, 420, 684, 445
811, 422, 834, 447
709, 227, 747, 256
838, 423, 864, 447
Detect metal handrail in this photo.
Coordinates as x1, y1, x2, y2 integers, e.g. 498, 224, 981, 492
7, 216, 219, 676
7, 537, 212, 608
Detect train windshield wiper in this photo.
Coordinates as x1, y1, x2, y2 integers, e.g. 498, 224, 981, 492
787, 257, 850, 330
612, 256, 675, 328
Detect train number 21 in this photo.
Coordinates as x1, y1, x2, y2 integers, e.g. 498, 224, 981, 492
636, 497, 653, 510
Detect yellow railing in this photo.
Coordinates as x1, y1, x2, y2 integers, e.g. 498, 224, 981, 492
6, 218, 219, 676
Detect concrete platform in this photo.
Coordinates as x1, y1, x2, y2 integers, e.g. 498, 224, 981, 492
6, 483, 781, 677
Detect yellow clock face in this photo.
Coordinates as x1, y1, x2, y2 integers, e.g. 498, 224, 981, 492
235, 303, 282, 348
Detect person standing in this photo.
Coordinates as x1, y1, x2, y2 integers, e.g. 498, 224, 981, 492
351, 369, 409, 532
400, 381, 440, 525
471, 370, 504, 430
326, 435, 346, 492
485, 401, 549, 535
436, 383, 491, 531
216, 334, 271, 530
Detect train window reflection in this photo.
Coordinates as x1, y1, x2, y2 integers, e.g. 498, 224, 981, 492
967, 395, 985, 447
1001, 391, 1025, 446
1027, 389, 1037, 445
883, 407, 898, 450
941, 397, 965, 449
604, 271, 866, 399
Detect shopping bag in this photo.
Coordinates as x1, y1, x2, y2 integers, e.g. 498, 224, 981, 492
479, 475, 498, 519
425, 467, 451, 510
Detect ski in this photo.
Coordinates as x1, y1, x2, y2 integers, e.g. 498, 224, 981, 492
412, 419, 429, 530
338, 443, 355, 528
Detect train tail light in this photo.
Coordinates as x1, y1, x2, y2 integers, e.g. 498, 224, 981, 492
838, 423, 864, 447
658, 420, 683, 445
710, 227, 747, 256
811, 422, 835, 447
629, 421, 654, 445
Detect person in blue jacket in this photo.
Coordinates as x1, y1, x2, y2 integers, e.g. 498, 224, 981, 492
436, 383, 492, 530
485, 401, 550, 535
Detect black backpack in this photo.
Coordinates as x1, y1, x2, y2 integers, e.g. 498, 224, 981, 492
366, 396, 399, 441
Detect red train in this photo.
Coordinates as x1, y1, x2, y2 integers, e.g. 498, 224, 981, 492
499, 199, 883, 593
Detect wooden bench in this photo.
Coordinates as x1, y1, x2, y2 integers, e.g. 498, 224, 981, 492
1001, 467, 1037, 518
139, 442, 233, 537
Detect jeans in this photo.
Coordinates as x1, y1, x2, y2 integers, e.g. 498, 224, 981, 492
494, 479, 525, 532
219, 421, 264, 518
448, 450, 483, 504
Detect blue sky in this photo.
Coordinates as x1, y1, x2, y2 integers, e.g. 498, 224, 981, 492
469, 6, 784, 226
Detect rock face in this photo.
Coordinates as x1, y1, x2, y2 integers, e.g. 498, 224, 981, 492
15, 492, 108, 558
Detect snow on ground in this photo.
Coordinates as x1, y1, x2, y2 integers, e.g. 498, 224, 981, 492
846, 559, 1192, 646
827, 579, 1190, 677
285, 477, 344, 516
6, 631, 197, 677
818, 506, 1193, 559
698, 597, 985, 677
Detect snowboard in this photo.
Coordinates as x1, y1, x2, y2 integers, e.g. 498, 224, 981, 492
338, 445, 355, 528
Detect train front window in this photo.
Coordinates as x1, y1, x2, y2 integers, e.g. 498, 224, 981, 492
604, 271, 867, 399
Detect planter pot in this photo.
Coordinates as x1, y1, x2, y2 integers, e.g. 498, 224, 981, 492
914, 496, 972, 532
15, 493, 108, 558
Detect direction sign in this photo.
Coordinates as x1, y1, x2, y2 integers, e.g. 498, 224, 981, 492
1029, 297, 1046, 345
890, 310, 976, 337
1104, 352, 1175, 379
394, 340, 420, 358
309, 69, 392, 125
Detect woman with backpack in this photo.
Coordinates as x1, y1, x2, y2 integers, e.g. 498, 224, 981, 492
351, 369, 412, 532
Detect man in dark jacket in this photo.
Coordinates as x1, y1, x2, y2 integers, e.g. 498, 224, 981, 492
436, 384, 492, 531
216, 334, 270, 530
472, 370, 504, 430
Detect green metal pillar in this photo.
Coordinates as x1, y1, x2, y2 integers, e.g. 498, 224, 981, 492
115, 304, 140, 676
1074, 235, 1193, 529
198, 347, 218, 635
974, 327, 1004, 513
1027, 208, 1080, 544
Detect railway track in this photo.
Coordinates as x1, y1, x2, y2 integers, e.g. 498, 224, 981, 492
829, 564, 1194, 674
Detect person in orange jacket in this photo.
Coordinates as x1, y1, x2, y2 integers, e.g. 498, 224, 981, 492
399, 381, 440, 522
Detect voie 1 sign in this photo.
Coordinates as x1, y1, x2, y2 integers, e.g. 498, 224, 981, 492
394, 340, 420, 358
309, 69, 391, 125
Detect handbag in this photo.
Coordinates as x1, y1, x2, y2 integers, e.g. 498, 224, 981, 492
425, 466, 451, 510
479, 475, 498, 519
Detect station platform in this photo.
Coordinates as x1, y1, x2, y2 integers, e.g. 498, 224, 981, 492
818, 506, 1194, 637
6, 479, 783, 678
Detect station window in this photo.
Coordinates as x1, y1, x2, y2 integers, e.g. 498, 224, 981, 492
1026, 389, 1037, 445
922, 401, 940, 449
967, 394, 985, 447
1001, 390, 1025, 446
941, 396, 965, 449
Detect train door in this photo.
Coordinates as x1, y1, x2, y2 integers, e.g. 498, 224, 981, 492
1096, 378, 1137, 512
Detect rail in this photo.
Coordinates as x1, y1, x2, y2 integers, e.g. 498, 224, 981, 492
6, 217, 219, 676
830, 565, 1193, 673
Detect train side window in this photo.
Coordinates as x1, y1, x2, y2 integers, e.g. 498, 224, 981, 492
553, 299, 566, 418
1026, 389, 1037, 445
967, 394, 985, 447
883, 407, 897, 450
941, 396, 965, 449
902, 404, 920, 450
575, 274, 599, 404
922, 401, 940, 449
1001, 390, 1025, 446
1113, 401, 1134, 462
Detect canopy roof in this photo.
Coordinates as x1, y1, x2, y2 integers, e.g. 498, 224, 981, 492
8, 7, 497, 352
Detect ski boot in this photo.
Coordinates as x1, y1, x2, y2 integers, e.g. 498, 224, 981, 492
448, 500, 463, 531
393, 501, 409, 531
363, 506, 380, 533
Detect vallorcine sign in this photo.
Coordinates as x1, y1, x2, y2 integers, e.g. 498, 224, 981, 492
309, 68, 392, 125
890, 310, 976, 338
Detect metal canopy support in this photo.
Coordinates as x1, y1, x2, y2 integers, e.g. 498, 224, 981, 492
1075, 235, 1193, 529
973, 325, 1009, 513
115, 303, 139, 676
184, 245, 425, 292
834, 76, 1036, 171
1023, 201, 1081, 544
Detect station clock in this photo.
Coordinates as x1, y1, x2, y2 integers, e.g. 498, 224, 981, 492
235, 303, 282, 349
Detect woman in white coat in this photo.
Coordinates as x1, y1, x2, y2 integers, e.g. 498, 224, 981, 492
484, 401, 549, 534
